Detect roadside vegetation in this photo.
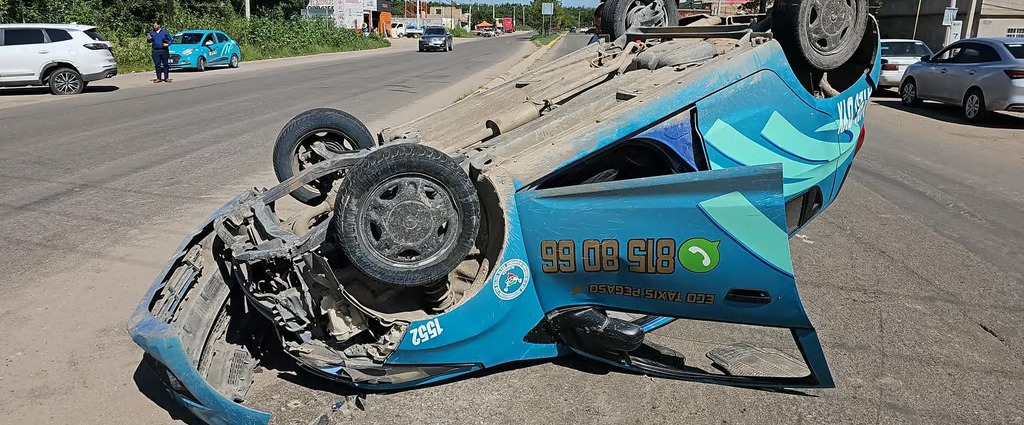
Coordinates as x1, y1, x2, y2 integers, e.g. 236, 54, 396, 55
531, 33, 559, 46
451, 26, 474, 38
0, 0, 390, 73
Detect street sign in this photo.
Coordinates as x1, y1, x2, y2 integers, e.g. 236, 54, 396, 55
943, 7, 957, 26
541, 2, 553, 16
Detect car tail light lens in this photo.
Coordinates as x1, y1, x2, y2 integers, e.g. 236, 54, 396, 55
855, 125, 866, 155
83, 43, 109, 50
1004, 70, 1024, 79
882, 63, 898, 71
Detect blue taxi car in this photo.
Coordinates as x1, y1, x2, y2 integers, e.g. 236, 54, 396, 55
169, 30, 242, 72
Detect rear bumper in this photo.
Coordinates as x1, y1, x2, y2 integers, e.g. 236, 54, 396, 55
82, 67, 118, 82
878, 71, 903, 88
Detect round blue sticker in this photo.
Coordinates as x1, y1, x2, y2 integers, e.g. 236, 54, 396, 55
492, 259, 530, 301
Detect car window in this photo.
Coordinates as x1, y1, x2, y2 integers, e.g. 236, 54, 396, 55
881, 41, 932, 57
2, 28, 46, 46
45, 29, 73, 42
84, 28, 108, 41
215, 32, 228, 43
971, 44, 1002, 62
173, 33, 204, 44
948, 43, 997, 63
1004, 42, 1024, 59
424, 28, 446, 35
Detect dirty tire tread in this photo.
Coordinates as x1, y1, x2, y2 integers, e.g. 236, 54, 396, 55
602, 0, 678, 41
332, 143, 481, 286
272, 108, 376, 205
772, 0, 868, 71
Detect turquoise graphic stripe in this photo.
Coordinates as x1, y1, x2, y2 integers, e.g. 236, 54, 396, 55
761, 112, 835, 162
705, 120, 820, 175
697, 191, 794, 276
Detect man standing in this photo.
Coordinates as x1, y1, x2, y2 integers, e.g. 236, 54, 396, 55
147, 20, 173, 83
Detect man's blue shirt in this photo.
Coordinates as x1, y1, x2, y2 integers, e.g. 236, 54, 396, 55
148, 28, 172, 50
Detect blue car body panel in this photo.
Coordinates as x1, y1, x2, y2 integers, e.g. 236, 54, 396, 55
128, 20, 880, 424
169, 30, 242, 70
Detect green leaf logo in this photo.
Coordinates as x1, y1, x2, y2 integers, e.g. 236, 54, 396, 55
678, 238, 721, 273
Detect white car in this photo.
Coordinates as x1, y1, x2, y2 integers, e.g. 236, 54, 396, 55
900, 37, 1024, 123
0, 23, 118, 95
390, 22, 406, 38
878, 39, 933, 88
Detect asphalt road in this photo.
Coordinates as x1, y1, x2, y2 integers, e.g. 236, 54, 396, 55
2, 34, 1023, 425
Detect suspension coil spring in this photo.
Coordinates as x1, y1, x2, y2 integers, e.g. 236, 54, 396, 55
423, 281, 455, 313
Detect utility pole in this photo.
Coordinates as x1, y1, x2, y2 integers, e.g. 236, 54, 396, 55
245, 0, 251, 19
492, 2, 495, 23
912, 0, 922, 38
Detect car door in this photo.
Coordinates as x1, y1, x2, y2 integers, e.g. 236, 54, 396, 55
201, 33, 219, 63
214, 32, 232, 64
942, 42, 987, 102
0, 28, 50, 83
916, 44, 962, 101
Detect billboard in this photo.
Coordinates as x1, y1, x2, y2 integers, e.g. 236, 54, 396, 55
541, 2, 553, 15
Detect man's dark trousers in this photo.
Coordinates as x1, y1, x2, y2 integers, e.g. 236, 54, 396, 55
153, 49, 169, 80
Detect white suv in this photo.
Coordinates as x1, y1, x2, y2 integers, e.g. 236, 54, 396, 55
0, 24, 118, 95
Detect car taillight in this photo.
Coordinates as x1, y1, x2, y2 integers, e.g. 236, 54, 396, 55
855, 125, 866, 155
882, 63, 898, 71
83, 43, 109, 50
1004, 70, 1024, 79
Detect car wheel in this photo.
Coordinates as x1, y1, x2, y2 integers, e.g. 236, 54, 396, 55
448, 41, 453, 51
772, 0, 869, 71
332, 143, 481, 287
229, 54, 239, 68
272, 108, 377, 206
49, 67, 84, 95
602, 0, 678, 41
197, 56, 207, 72
900, 78, 922, 107
963, 88, 990, 124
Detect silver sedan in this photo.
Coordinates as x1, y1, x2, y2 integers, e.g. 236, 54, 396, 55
899, 37, 1024, 123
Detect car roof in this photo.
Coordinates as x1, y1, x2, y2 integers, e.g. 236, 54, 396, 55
0, 23, 96, 31
881, 39, 926, 43
177, 30, 219, 34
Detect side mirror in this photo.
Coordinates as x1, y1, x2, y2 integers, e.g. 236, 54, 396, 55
920, 55, 931, 62
205, 40, 214, 46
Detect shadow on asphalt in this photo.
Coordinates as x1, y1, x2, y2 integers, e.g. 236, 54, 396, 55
871, 88, 1024, 130
0, 85, 120, 96
132, 360, 205, 425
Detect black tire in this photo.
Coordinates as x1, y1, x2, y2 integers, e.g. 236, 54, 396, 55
602, 0, 678, 41
197, 56, 207, 72
900, 78, 922, 107
772, 0, 868, 71
49, 68, 84, 95
272, 108, 376, 205
332, 143, 481, 287
418, 46, 425, 52
448, 41, 453, 51
963, 88, 990, 124
229, 54, 240, 68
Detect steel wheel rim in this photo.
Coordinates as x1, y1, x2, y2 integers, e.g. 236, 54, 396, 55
902, 83, 915, 103
966, 94, 980, 118
626, 0, 668, 29
806, 0, 856, 56
356, 173, 462, 269
291, 129, 358, 192
54, 71, 80, 94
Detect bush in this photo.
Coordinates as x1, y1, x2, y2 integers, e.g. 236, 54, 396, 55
530, 33, 558, 46
451, 26, 473, 38
113, 14, 389, 73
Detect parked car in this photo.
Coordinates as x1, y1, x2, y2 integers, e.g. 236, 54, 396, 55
879, 39, 933, 89
0, 23, 117, 95
418, 26, 453, 52
478, 27, 496, 37
169, 30, 241, 72
390, 22, 406, 38
900, 37, 1024, 123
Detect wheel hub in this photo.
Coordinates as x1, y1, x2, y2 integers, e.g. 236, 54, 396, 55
808, 0, 854, 54
359, 175, 460, 267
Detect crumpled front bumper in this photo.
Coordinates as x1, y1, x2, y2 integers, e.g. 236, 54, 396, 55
127, 198, 272, 425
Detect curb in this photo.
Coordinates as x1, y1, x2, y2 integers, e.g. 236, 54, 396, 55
477, 33, 563, 92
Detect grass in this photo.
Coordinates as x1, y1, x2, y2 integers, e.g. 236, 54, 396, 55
530, 33, 559, 46
110, 15, 390, 73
